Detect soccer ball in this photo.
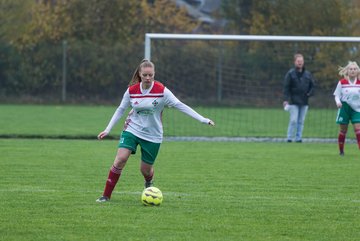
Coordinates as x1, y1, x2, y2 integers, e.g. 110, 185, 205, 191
141, 187, 163, 206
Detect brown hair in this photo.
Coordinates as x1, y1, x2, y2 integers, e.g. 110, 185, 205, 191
128, 59, 155, 86
293, 53, 304, 61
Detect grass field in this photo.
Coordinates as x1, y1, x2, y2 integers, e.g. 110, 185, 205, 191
1, 139, 359, 241
1, 104, 359, 240
0, 104, 352, 139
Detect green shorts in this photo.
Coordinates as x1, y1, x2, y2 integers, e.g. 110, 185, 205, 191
118, 131, 160, 165
336, 102, 360, 124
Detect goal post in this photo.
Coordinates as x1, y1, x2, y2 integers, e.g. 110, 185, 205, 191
145, 34, 360, 60
144, 34, 360, 141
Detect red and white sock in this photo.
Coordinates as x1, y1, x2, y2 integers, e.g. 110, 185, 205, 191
103, 165, 122, 198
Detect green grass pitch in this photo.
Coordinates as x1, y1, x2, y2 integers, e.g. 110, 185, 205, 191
1, 139, 359, 241
0, 104, 349, 139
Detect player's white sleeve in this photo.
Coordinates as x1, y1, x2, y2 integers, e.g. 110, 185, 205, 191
333, 82, 342, 105
164, 88, 210, 124
104, 90, 131, 133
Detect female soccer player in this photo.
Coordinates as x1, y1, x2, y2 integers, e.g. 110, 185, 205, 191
96, 59, 215, 202
333, 61, 360, 156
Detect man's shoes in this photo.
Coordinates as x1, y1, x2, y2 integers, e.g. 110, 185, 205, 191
287, 139, 292, 143
295, 140, 302, 143
145, 180, 153, 188
339, 151, 345, 156
96, 196, 110, 203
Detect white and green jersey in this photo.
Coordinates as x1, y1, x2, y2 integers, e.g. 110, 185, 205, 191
104, 81, 210, 143
333, 78, 360, 112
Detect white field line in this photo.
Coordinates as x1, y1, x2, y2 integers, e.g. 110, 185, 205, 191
164, 137, 358, 143
1, 188, 359, 203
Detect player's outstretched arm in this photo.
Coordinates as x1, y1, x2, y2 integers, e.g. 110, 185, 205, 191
165, 88, 215, 126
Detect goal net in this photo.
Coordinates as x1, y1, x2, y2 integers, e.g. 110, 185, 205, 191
145, 34, 360, 141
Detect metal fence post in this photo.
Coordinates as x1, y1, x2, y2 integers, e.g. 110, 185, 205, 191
62, 40, 67, 102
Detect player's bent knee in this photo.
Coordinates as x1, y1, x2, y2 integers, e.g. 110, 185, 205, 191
114, 156, 128, 168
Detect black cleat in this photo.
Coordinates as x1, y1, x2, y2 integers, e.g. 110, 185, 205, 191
145, 180, 153, 188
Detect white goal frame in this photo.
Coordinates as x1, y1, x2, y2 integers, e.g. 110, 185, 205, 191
144, 33, 360, 60
144, 33, 360, 142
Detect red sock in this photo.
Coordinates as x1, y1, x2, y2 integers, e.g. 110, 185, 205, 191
144, 169, 154, 182
103, 165, 122, 198
355, 129, 360, 149
338, 132, 346, 153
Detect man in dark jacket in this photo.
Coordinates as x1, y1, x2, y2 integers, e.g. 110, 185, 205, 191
283, 53, 315, 143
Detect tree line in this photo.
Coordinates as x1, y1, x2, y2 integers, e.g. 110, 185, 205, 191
0, 0, 359, 104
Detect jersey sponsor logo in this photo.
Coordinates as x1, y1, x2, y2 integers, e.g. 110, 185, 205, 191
137, 109, 155, 115
352, 95, 360, 101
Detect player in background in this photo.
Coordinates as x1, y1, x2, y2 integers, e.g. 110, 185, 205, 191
96, 59, 215, 203
333, 61, 360, 156
283, 53, 315, 143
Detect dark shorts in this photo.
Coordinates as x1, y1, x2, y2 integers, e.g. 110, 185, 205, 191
118, 131, 160, 165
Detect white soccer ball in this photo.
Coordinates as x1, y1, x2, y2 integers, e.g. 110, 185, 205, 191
141, 187, 163, 206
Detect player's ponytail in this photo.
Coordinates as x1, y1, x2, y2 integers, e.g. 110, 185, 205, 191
128, 59, 155, 86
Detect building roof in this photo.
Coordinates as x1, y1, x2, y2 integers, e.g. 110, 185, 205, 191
173, 0, 221, 24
